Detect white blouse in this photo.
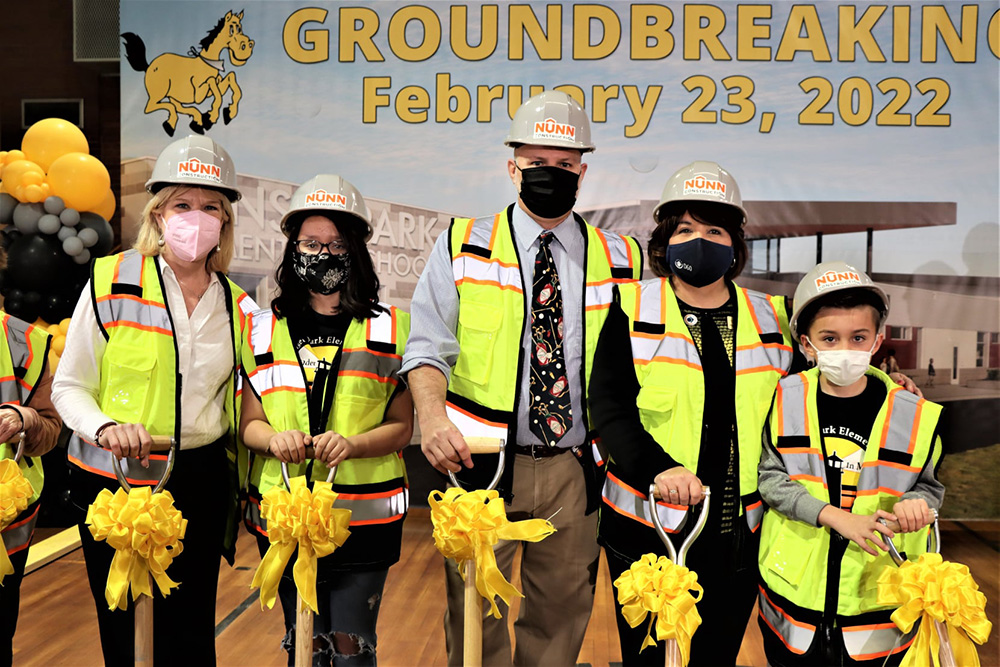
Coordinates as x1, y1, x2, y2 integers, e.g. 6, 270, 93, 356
52, 256, 235, 450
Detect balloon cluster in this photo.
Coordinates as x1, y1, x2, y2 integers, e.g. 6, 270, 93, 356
0, 119, 116, 323
43, 318, 72, 374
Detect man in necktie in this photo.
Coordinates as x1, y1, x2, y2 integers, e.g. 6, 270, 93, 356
402, 91, 642, 666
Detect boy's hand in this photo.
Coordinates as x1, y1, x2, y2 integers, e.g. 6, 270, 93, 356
892, 498, 934, 533
819, 506, 896, 556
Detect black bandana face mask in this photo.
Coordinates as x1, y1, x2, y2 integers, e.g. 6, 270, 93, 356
292, 250, 351, 295
517, 165, 580, 219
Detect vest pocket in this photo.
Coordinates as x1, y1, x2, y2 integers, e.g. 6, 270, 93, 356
635, 385, 677, 447
764, 519, 819, 588
101, 346, 157, 424
454, 302, 502, 385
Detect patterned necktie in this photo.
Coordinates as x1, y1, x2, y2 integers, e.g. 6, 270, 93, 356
529, 231, 572, 446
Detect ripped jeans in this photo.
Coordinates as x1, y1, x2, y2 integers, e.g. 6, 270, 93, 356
256, 536, 387, 667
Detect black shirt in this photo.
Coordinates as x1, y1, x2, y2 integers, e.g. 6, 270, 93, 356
286, 309, 352, 436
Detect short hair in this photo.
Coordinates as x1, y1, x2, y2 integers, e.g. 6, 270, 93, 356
647, 200, 747, 280
796, 288, 886, 339
272, 212, 384, 321
133, 185, 235, 274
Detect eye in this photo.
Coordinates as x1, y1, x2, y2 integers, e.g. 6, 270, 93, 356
821, 336, 835, 344
708, 228, 722, 235
853, 335, 868, 342
175, 202, 189, 210
204, 204, 219, 211
229, 25, 234, 36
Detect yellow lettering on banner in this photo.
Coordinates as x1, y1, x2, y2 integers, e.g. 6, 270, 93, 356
283, 8, 329, 64
990, 9, 1000, 59
362, 77, 391, 123
631, 4, 674, 60
397, 85, 431, 123
839, 5, 886, 62
893, 5, 911, 62
339, 7, 384, 62
477, 85, 505, 122
507, 85, 545, 120
737, 5, 771, 61
623, 85, 661, 137
554, 84, 586, 108
574, 4, 621, 60
922, 5, 977, 63
509, 5, 562, 60
389, 5, 442, 62
776, 5, 832, 62
684, 5, 731, 60
592, 85, 620, 122
451, 5, 498, 61
436, 73, 471, 122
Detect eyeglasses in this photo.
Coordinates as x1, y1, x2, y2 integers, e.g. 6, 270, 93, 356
292, 239, 347, 255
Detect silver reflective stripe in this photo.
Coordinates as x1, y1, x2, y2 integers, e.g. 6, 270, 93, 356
1, 504, 38, 554
857, 389, 923, 495
66, 432, 168, 483
453, 255, 522, 291
366, 306, 395, 346
842, 621, 915, 661
0, 377, 19, 405
592, 442, 604, 467
735, 345, 792, 374
247, 486, 408, 530
602, 472, 689, 533
857, 464, 920, 496
758, 587, 816, 655
95, 296, 171, 333
249, 362, 306, 397
2, 316, 34, 403
116, 250, 144, 285
743, 290, 793, 371
236, 292, 257, 317
636, 279, 665, 323
598, 229, 634, 269
778, 377, 809, 437
340, 350, 390, 377
464, 215, 496, 249
745, 290, 780, 333
745, 500, 763, 531
249, 309, 274, 355
779, 448, 825, 481
631, 334, 701, 369
883, 390, 920, 454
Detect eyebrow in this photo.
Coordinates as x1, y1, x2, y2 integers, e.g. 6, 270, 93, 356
817, 328, 872, 334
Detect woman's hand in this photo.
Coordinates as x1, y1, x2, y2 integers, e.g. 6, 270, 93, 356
820, 506, 896, 556
892, 498, 934, 533
312, 431, 361, 467
653, 466, 704, 506
99, 423, 154, 468
0, 406, 24, 445
267, 430, 310, 463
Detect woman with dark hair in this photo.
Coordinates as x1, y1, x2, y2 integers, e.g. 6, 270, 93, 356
589, 161, 796, 665
239, 174, 412, 666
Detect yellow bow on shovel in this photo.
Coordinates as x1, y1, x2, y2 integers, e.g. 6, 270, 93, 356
614, 485, 712, 667
0, 433, 32, 585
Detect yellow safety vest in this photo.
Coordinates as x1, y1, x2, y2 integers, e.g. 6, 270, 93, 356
242, 305, 409, 566
0, 312, 51, 556
601, 278, 793, 545
446, 206, 642, 445
66, 250, 256, 559
758, 367, 941, 662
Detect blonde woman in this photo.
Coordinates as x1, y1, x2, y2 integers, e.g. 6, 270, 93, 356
52, 136, 256, 666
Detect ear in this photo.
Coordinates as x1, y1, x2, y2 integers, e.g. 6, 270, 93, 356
576, 162, 588, 193
237, 11, 244, 20
871, 332, 884, 356
225, 11, 233, 20
507, 158, 518, 187
799, 334, 815, 360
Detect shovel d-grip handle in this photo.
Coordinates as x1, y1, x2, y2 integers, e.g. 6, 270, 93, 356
878, 508, 940, 567
111, 435, 176, 493
281, 446, 338, 490
647, 485, 712, 567
447, 437, 506, 492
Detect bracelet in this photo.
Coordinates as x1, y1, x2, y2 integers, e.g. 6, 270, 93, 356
94, 421, 118, 448
0, 404, 24, 432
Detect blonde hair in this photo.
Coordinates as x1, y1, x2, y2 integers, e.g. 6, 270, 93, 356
133, 185, 235, 274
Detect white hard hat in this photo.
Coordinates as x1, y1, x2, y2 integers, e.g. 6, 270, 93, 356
280, 174, 371, 241
790, 261, 890, 338
146, 135, 241, 202
504, 90, 595, 153
654, 161, 746, 223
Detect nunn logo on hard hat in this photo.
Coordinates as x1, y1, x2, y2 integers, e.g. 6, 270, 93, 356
121, 10, 255, 137
533, 118, 576, 142
305, 190, 347, 208
814, 270, 862, 292
177, 158, 223, 183
683, 176, 726, 198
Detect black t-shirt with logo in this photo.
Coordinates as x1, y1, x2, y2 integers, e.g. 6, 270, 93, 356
286, 309, 352, 436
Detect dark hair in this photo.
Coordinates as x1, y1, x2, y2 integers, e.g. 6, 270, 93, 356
271, 212, 384, 321
647, 200, 747, 280
795, 288, 886, 339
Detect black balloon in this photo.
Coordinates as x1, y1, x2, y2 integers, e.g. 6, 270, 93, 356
6, 234, 71, 293
77, 212, 114, 257
38, 294, 64, 324
0, 227, 20, 251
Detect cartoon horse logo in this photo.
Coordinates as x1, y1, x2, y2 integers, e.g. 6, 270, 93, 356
121, 11, 254, 136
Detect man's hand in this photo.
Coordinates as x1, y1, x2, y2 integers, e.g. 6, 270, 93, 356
419, 414, 471, 474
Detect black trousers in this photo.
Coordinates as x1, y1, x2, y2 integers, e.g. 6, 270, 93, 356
607, 521, 760, 667
70, 441, 227, 667
1, 500, 36, 667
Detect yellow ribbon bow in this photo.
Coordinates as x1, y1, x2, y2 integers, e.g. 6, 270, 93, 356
252, 476, 352, 613
85, 486, 187, 610
428, 487, 556, 619
613, 553, 704, 665
0, 459, 34, 585
877, 552, 992, 667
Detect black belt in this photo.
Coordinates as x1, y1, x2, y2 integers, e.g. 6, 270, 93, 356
511, 443, 573, 460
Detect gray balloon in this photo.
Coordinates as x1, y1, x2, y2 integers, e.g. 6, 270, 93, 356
38, 214, 62, 235
59, 207, 80, 226
62, 236, 84, 256
43, 196, 65, 215
72, 248, 91, 265
57, 226, 77, 242
0, 193, 17, 224
77, 227, 99, 247
12, 202, 44, 234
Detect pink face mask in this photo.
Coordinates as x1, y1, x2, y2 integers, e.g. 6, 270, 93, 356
162, 210, 222, 263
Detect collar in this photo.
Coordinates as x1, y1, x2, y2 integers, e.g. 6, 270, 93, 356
195, 50, 225, 72
510, 204, 584, 256
157, 254, 222, 291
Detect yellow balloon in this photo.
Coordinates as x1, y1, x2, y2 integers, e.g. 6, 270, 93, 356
48, 350, 60, 374
93, 188, 117, 220
52, 335, 66, 356
46, 324, 61, 336
21, 118, 89, 172
46, 153, 110, 213
1, 160, 45, 202
59, 318, 72, 334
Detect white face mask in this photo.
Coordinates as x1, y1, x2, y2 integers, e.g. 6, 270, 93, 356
805, 337, 879, 387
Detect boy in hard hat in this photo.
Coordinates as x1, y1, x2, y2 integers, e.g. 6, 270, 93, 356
757, 261, 944, 667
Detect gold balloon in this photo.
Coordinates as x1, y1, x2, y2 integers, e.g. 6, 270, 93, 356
93, 188, 117, 220
46, 153, 110, 213
21, 119, 89, 172
0, 159, 46, 202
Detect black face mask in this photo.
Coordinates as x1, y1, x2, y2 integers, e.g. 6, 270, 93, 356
517, 165, 580, 219
665, 237, 734, 287
292, 250, 351, 295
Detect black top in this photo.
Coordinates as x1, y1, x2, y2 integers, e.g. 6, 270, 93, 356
286, 309, 351, 436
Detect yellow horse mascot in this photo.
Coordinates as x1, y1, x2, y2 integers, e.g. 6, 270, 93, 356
122, 11, 254, 136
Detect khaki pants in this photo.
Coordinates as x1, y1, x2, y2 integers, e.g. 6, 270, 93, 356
443, 451, 600, 667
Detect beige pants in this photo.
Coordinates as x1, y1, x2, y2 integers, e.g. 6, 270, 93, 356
443, 451, 600, 667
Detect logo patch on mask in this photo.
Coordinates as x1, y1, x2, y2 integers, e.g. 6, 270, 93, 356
814, 270, 862, 292
532, 117, 577, 142
682, 176, 726, 199
674, 259, 693, 272
176, 158, 222, 183
304, 189, 347, 208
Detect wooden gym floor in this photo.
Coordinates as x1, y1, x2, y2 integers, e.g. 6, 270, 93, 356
13, 513, 999, 666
